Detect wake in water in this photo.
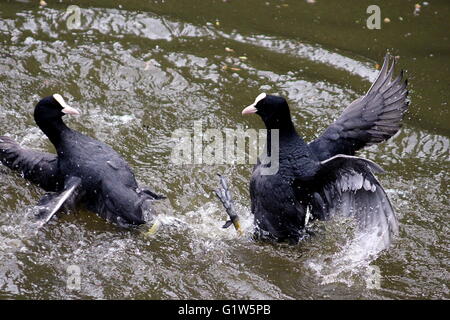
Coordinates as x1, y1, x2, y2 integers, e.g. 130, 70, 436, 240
143, 194, 392, 291
304, 217, 390, 289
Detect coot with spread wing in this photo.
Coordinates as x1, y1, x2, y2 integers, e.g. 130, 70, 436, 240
0, 95, 163, 227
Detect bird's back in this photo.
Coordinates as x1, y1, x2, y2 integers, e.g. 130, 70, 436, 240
58, 129, 138, 190
56, 129, 149, 225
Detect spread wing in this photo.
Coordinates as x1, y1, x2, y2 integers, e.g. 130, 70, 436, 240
0, 136, 63, 192
306, 155, 398, 249
309, 54, 409, 160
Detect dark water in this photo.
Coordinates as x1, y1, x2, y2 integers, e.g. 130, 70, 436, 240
0, 0, 448, 299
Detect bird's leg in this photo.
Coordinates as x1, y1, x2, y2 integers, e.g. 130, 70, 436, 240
143, 219, 161, 237
214, 174, 242, 235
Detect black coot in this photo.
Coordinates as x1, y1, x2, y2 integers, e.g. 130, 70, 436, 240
216, 54, 409, 246
0, 94, 163, 227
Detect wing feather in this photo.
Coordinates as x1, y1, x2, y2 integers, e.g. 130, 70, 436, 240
308, 155, 398, 248
0, 136, 63, 192
309, 54, 409, 160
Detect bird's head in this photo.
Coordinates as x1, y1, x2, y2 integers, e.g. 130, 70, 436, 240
34, 94, 80, 123
242, 93, 293, 130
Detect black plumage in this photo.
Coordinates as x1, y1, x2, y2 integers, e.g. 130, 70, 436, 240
217, 54, 408, 246
0, 95, 163, 227
309, 54, 409, 160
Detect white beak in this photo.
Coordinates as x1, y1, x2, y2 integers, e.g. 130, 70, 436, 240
242, 92, 266, 115
242, 104, 258, 115
53, 94, 81, 115
62, 105, 81, 115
